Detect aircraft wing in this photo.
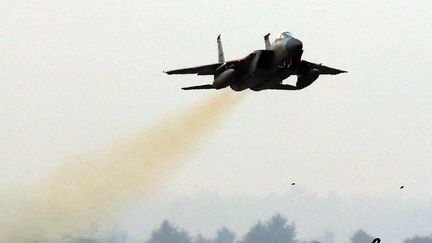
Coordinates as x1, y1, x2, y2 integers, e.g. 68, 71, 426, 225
300, 60, 347, 75
164, 63, 222, 75
165, 53, 256, 76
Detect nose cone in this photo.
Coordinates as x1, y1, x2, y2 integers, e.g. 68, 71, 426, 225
286, 38, 303, 53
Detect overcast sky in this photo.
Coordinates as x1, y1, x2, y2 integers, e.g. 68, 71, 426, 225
1, 0, 432, 242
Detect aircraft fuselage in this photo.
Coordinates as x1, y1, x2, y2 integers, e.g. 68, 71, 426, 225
230, 36, 303, 91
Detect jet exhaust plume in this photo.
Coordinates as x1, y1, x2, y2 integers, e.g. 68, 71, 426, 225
0, 91, 242, 242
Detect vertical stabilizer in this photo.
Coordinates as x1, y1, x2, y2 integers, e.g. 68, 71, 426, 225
217, 34, 225, 63
264, 33, 271, 50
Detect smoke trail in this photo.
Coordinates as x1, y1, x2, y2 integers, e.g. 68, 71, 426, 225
0, 91, 243, 242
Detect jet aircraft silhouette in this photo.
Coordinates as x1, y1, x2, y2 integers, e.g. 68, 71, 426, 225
165, 32, 346, 91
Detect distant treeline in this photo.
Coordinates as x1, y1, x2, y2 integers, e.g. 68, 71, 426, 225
64, 214, 432, 243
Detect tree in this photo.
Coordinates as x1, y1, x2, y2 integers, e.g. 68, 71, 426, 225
241, 221, 269, 243
61, 237, 101, 243
213, 227, 236, 243
241, 214, 298, 243
146, 220, 192, 243
194, 234, 212, 243
266, 214, 297, 243
403, 235, 432, 243
350, 230, 373, 243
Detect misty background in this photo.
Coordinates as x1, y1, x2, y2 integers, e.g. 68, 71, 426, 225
1, 0, 431, 242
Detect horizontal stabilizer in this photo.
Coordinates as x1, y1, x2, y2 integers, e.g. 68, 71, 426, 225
182, 84, 215, 90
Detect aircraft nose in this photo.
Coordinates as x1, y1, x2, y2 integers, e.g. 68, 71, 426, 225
286, 38, 303, 52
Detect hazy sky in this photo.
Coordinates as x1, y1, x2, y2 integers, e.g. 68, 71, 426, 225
1, 0, 432, 242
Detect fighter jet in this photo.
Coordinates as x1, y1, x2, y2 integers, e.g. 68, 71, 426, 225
165, 32, 346, 91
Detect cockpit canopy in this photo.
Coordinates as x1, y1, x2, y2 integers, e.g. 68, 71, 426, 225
277, 31, 293, 40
